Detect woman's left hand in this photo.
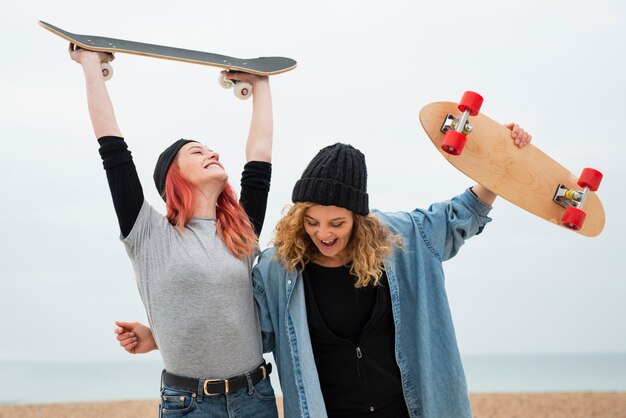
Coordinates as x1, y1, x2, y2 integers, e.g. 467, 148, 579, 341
220, 70, 268, 87
505, 123, 532, 148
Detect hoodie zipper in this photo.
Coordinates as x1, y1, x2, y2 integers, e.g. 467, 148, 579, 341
355, 345, 375, 412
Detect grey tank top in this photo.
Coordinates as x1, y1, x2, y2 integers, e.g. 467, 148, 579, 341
122, 201, 263, 379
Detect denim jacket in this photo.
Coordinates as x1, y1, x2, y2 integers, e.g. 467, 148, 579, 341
252, 189, 492, 418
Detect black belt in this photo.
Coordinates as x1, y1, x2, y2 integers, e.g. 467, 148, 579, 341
162, 361, 272, 396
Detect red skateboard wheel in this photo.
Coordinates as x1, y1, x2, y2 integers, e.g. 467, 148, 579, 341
458, 91, 484, 116
577, 168, 603, 191
561, 206, 586, 230
441, 130, 466, 156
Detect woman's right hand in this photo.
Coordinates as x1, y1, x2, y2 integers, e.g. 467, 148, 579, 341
68, 42, 114, 67
114, 321, 158, 354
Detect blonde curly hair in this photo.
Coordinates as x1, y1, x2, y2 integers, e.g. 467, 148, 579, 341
272, 202, 402, 288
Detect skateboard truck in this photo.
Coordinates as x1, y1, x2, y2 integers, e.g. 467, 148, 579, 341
441, 113, 473, 136
439, 91, 483, 155
219, 71, 253, 100
553, 168, 603, 231
439, 91, 484, 156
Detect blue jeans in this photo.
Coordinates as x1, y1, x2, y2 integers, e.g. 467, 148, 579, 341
159, 372, 278, 418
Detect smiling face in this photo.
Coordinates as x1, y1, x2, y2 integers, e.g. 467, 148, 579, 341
175, 142, 228, 192
303, 204, 354, 267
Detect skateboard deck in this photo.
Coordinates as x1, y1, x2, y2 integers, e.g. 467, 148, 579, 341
39, 21, 297, 75
419, 97, 605, 237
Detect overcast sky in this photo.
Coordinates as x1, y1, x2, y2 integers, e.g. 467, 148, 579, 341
1, 0, 624, 363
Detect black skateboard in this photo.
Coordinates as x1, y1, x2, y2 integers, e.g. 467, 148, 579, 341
39, 20, 297, 99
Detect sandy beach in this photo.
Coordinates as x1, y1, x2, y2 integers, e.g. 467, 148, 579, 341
1, 393, 625, 418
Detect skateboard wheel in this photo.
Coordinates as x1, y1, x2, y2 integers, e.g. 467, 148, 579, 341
234, 82, 253, 100
458, 91, 483, 116
101, 63, 113, 81
441, 130, 466, 156
577, 168, 603, 191
219, 74, 234, 89
561, 206, 586, 230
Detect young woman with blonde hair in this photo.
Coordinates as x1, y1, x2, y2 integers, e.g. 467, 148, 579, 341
69, 44, 278, 417
252, 136, 529, 418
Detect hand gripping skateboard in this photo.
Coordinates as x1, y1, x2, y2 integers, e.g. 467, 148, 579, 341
419, 91, 605, 237
39, 20, 297, 100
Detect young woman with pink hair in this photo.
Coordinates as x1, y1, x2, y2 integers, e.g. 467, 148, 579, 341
70, 44, 278, 417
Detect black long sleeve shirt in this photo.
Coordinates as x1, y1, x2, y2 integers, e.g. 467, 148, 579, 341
97, 136, 271, 238
303, 263, 410, 417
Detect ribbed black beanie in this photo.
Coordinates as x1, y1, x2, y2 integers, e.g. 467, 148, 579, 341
292, 143, 369, 215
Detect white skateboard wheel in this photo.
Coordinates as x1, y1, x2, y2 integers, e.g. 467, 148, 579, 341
101, 62, 113, 81
219, 74, 234, 89
234, 82, 252, 100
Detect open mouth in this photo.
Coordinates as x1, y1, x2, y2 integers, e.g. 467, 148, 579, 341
319, 238, 338, 247
204, 162, 222, 170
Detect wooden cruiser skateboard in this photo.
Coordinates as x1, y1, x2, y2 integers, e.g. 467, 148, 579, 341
419, 91, 605, 237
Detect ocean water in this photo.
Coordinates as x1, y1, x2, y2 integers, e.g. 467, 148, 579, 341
1, 354, 625, 405
463, 353, 626, 392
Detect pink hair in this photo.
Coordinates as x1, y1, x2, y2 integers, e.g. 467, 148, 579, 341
164, 165, 257, 259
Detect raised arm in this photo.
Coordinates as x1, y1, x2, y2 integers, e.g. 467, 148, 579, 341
226, 72, 274, 235
68, 44, 121, 138
222, 72, 273, 162
471, 123, 532, 205
69, 44, 143, 238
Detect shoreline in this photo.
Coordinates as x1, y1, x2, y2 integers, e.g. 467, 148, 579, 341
1, 393, 626, 418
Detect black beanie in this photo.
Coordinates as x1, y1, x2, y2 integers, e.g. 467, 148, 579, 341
292, 143, 369, 215
153, 139, 196, 201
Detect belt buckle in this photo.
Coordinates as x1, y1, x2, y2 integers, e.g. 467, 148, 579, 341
203, 379, 229, 396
